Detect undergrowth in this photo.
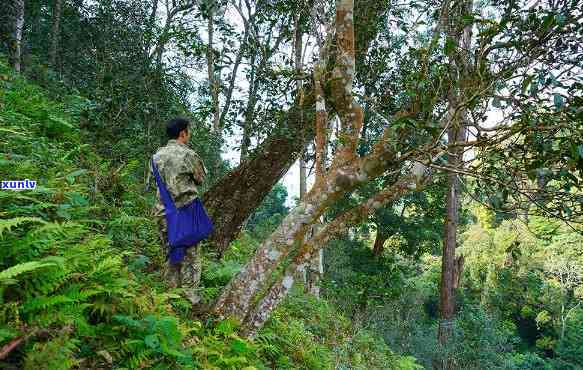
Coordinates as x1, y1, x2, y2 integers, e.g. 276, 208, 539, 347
0, 59, 419, 369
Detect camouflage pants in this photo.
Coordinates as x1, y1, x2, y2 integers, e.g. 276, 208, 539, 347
157, 219, 202, 305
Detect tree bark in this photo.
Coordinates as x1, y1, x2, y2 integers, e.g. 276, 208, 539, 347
299, 154, 307, 198
212, 0, 366, 321
453, 255, 464, 289
211, 0, 446, 332
373, 230, 388, 256
207, 5, 220, 133
295, 13, 307, 200
239, 55, 257, 162
13, 0, 24, 73
212, 89, 433, 328
437, 0, 473, 358
49, 0, 61, 68
437, 146, 461, 348
203, 96, 315, 255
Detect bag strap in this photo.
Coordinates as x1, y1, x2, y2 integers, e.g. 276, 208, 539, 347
151, 158, 176, 211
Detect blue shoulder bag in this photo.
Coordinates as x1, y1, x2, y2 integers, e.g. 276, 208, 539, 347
151, 159, 214, 264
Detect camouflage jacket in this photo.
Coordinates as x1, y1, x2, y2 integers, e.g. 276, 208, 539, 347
152, 140, 207, 219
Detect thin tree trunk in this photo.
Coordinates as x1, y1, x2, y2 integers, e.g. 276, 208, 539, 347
240, 20, 287, 161
373, 230, 388, 257
295, 14, 307, 200
437, 0, 473, 360
220, 10, 254, 128
437, 143, 460, 348
299, 155, 307, 198
49, 0, 61, 68
13, 0, 24, 73
207, 6, 220, 133
239, 96, 256, 161
148, 0, 158, 27
240, 55, 257, 162
560, 303, 566, 340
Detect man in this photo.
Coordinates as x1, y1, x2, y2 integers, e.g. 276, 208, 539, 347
152, 117, 207, 304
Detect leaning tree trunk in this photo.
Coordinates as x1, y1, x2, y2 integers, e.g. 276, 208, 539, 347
240, 175, 429, 336
13, 0, 24, 73
200, 0, 389, 256
202, 96, 315, 255
49, 0, 61, 68
212, 0, 427, 332
210, 0, 456, 336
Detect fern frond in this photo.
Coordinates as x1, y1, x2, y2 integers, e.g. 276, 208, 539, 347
29, 221, 83, 238
27, 264, 69, 296
22, 294, 75, 313
0, 260, 57, 286
0, 217, 45, 238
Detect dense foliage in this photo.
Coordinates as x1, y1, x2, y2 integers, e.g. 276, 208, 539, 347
321, 205, 583, 369
1, 0, 581, 367
0, 59, 419, 369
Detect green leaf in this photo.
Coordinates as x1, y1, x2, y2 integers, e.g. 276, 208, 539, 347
215, 320, 237, 336
144, 334, 160, 350
0, 217, 45, 237
56, 205, 72, 219
65, 169, 88, 184
462, 14, 475, 25
444, 37, 456, 56
68, 192, 88, 206
230, 338, 250, 355
0, 260, 57, 286
542, 14, 555, 30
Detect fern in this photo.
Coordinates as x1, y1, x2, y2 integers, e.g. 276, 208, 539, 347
0, 259, 59, 286
22, 294, 76, 313
24, 336, 80, 370
0, 217, 45, 238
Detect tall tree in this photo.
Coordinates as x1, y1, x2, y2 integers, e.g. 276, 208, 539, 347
296, 11, 307, 201
438, 0, 473, 355
204, 0, 391, 255
209, 0, 582, 338
12, 0, 24, 73
212, 0, 440, 335
206, 2, 221, 133
49, 0, 62, 68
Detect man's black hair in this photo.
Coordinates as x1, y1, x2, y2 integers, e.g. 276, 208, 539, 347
166, 117, 190, 139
